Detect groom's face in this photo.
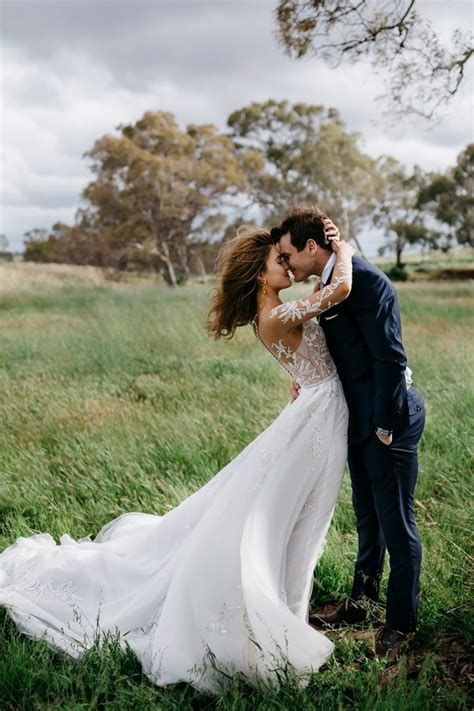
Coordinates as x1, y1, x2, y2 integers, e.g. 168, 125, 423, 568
278, 233, 317, 282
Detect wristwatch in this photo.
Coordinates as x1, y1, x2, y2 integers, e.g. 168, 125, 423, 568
376, 427, 393, 438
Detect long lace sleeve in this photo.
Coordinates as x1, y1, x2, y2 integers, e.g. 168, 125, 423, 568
269, 256, 353, 329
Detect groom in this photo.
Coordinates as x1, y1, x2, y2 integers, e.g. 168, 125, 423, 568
271, 204, 425, 660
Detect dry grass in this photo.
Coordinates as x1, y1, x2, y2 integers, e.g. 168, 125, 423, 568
0, 260, 166, 293
0, 261, 108, 291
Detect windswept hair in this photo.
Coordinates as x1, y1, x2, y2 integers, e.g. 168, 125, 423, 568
206, 226, 273, 340
270, 203, 331, 253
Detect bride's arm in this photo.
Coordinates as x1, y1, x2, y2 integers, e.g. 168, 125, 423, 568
269, 241, 354, 331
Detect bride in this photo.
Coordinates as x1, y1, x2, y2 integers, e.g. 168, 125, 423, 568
0, 223, 354, 694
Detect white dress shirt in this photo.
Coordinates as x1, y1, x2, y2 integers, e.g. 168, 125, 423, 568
320, 253, 337, 287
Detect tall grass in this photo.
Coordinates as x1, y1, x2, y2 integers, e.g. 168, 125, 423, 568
0, 274, 472, 709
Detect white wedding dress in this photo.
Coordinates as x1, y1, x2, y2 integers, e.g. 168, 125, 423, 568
0, 316, 348, 694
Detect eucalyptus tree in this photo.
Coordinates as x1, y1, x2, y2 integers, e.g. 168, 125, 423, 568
228, 99, 379, 253
275, 0, 473, 121
372, 158, 433, 267
79, 111, 249, 285
417, 144, 474, 248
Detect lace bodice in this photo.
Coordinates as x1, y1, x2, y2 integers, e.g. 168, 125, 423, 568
252, 255, 352, 387
253, 317, 337, 387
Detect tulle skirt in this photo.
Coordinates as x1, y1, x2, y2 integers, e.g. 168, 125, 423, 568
0, 373, 348, 693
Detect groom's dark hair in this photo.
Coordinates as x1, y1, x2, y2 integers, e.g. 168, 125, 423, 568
270, 203, 332, 253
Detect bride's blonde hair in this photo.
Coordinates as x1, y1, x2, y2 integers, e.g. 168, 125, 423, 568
206, 226, 273, 340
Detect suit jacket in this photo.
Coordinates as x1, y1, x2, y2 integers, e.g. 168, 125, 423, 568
319, 256, 409, 445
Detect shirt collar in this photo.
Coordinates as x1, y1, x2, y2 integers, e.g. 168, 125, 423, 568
320, 252, 337, 285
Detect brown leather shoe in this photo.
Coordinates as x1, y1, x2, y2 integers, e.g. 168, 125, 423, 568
375, 626, 414, 661
309, 597, 368, 628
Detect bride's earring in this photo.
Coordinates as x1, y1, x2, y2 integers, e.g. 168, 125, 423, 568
261, 278, 267, 298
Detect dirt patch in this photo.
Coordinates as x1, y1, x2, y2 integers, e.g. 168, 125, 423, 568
312, 600, 472, 692
430, 268, 474, 280
325, 628, 473, 698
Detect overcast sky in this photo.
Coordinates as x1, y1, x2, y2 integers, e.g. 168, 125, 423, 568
1, 0, 472, 253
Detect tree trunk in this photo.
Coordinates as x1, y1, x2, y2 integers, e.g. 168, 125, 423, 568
162, 260, 178, 287
194, 255, 207, 282
176, 243, 191, 279
158, 242, 178, 287
395, 239, 404, 268
348, 224, 366, 258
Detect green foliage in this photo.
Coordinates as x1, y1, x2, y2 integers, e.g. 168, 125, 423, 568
19, 99, 472, 276
228, 99, 378, 251
418, 144, 474, 248
373, 159, 438, 267
23, 228, 58, 263
23, 112, 249, 286
275, 0, 473, 121
0, 234, 13, 261
0, 277, 472, 707
81, 112, 249, 286
383, 265, 409, 282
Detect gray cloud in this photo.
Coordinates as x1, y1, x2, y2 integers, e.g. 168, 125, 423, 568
1, 0, 472, 252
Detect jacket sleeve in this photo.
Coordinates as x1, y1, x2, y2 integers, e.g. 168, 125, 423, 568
349, 272, 408, 431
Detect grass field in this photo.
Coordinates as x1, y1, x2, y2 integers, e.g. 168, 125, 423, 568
0, 262, 472, 709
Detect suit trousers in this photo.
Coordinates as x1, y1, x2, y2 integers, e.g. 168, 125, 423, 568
348, 387, 425, 632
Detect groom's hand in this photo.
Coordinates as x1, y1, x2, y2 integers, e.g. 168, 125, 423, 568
290, 380, 301, 402
375, 429, 393, 446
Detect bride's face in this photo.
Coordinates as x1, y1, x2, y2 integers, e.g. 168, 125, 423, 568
261, 246, 292, 291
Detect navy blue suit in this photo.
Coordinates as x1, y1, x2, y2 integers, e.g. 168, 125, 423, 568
319, 256, 425, 632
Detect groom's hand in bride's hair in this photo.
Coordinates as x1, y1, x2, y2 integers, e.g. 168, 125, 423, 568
290, 380, 301, 403
322, 215, 340, 245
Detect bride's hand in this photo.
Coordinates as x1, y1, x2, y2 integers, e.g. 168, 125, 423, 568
331, 239, 354, 259
290, 380, 301, 402
322, 215, 340, 244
